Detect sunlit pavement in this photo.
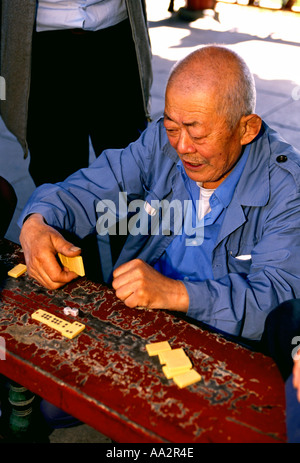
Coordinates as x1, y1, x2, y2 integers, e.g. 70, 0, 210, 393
148, 0, 300, 143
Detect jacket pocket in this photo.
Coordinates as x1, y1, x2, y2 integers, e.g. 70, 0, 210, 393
228, 252, 252, 276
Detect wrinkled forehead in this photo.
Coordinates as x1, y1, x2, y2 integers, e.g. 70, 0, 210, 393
166, 62, 224, 102
165, 78, 221, 114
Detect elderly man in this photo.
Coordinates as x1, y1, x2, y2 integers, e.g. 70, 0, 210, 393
19, 45, 300, 343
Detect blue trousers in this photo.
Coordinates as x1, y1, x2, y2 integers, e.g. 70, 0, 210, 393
39, 400, 81, 430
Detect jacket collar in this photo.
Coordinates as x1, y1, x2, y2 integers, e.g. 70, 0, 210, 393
215, 124, 271, 248
235, 123, 270, 207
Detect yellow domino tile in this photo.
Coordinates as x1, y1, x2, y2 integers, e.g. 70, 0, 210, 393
162, 363, 192, 378
31, 309, 50, 323
71, 257, 85, 277
159, 348, 187, 365
162, 365, 191, 379
46, 316, 70, 332
58, 253, 85, 276
146, 341, 171, 356
31, 309, 85, 339
161, 348, 192, 369
8, 263, 27, 278
173, 369, 202, 388
161, 352, 192, 378
61, 321, 85, 339
32, 309, 70, 332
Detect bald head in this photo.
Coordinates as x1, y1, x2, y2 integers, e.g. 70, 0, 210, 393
167, 45, 256, 129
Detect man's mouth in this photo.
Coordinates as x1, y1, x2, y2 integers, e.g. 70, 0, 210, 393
182, 160, 204, 170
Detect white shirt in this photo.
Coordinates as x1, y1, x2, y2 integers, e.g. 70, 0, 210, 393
196, 182, 215, 221
36, 0, 128, 32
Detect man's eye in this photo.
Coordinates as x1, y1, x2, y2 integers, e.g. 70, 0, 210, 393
191, 134, 205, 141
165, 128, 178, 135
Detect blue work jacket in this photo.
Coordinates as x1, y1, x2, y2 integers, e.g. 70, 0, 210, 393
19, 118, 300, 340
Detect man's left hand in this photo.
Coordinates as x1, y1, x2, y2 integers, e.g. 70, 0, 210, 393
293, 353, 300, 402
112, 259, 189, 312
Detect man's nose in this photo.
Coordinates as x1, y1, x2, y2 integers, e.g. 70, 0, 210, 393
176, 130, 195, 155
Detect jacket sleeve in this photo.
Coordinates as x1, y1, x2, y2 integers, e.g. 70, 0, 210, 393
17, 121, 160, 236
185, 188, 300, 341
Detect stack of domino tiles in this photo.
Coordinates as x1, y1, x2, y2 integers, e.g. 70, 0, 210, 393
146, 341, 201, 388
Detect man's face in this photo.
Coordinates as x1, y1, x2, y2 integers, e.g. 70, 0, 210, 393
164, 84, 244, 189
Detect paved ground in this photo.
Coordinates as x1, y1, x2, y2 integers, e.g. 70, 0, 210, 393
1, 0, 300, 443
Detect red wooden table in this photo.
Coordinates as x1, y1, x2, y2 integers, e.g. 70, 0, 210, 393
0, 239, 287, 443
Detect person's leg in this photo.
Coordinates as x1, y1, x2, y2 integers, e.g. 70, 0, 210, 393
0, 375, 10, 438
27, 30, 90, 186
88, 19, 148, 156
262, 299, 300, 442
262, 299, 300, 381
0, 376, 79, 438
39, 400, 81, 430
0, 176, 17, 238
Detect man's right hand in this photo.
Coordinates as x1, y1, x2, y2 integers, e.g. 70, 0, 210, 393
293, 351, 300, 403
19, 213, 82, 289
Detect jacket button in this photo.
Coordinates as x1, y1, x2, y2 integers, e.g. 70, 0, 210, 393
276, 155, 288, 163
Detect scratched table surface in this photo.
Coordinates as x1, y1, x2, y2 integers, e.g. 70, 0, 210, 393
0, 239, 286, 443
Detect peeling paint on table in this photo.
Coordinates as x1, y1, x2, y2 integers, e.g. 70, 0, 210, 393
0, 239, 286, 443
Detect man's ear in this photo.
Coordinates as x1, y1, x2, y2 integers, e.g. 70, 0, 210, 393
240, 114, 262, 145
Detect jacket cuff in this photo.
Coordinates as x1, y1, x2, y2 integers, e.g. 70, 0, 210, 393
183, 279, 207, 319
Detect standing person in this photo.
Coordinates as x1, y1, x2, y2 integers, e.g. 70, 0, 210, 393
0, 0, 152, 186
0, 176, 17, 238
